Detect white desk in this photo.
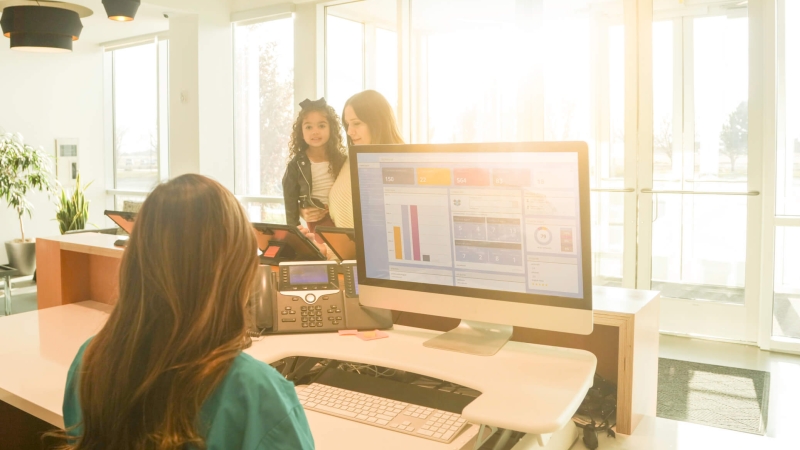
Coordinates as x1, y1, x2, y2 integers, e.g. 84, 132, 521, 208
0, 302, 595, 449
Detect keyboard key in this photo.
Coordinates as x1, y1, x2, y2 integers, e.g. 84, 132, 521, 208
417, 429, 434, 436
406, 427, 414, 432
434, 433, 443, 439
449, 425, 459, 431
367, 417, 377, 423
357, 414, 368, 420
377, 414, 394, 421
398, 425, 407, 430
411, 413, 420, 417
390, 423, 398, 428
442, 431, 455, 440
377, 419, 389, 425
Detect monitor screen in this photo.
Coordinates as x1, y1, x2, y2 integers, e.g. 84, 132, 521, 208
353, 145, 590, 311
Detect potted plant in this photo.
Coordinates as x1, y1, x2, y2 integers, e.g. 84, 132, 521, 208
55, 174, 92, 234
0, 131, 56, 275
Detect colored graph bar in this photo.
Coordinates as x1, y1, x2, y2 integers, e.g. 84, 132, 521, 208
393, 227, 403, 260
453, 168, 491, 186
410, 205, 421, 261
417, 168, 451, 186
401, 205, 412, 260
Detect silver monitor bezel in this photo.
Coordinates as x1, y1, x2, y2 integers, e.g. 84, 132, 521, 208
350, 142, 593, 334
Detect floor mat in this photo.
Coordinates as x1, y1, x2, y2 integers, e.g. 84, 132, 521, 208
657, 358, 770, 435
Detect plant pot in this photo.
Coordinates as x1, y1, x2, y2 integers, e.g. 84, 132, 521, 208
5, 240, 36, 276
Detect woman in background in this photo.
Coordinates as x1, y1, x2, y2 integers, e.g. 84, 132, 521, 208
60, 174, 314, 450
301, 90, 404, 231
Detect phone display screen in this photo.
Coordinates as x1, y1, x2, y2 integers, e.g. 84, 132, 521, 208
289, 265, 329, 285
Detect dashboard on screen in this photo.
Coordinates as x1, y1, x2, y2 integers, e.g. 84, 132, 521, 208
355, 151, 586, 302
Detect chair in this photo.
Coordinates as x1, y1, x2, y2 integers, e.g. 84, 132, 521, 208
0, 264, 20, 316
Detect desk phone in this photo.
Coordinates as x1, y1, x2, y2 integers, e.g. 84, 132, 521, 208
250, 261, 391, 334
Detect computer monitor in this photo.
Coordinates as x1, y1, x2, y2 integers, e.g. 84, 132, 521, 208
350, 142, 593, 355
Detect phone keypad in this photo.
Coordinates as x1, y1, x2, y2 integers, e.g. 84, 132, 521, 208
274, 290, 347, 333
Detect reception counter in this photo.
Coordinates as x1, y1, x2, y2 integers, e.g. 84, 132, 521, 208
32, 232, 659, 435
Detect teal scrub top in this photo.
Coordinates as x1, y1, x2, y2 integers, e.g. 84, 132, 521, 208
63, 339, 315, 450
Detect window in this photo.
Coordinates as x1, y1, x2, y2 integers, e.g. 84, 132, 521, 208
326, 15, 365, 113
233, 16, 295, 223
325, 1, 398, 114
777, 0, 800, 216
409, 0, 626, 285
106, 39, 169, 197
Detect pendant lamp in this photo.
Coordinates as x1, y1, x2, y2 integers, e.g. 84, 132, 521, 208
102, 0, 140, 22
0, 5, 83, 53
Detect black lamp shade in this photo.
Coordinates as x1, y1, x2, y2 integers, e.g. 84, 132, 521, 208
0, 6, 83, 53
102, 0, 141, 22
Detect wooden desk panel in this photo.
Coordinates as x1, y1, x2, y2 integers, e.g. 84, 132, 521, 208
37, 236, 121, 309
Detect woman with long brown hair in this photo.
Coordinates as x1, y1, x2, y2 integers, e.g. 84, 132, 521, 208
60, 174, 314, 450
300, 90, 404, 232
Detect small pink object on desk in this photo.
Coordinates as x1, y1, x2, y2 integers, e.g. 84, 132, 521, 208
357, 330, 389, 341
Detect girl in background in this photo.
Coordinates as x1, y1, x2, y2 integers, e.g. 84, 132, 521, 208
282, 98, 347, 235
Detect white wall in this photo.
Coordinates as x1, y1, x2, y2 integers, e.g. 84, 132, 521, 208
0, 42, 108, 263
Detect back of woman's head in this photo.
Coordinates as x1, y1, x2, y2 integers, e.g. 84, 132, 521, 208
72, 174, 258, 450
343, 90, 404, 145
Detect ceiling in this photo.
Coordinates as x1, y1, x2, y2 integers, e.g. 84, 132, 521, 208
0, 0, 173, 46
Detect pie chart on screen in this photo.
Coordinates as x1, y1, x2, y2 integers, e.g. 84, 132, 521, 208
534, 226, 552, 245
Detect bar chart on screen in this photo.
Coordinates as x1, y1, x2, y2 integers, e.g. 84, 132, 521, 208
384, 187, 452, 267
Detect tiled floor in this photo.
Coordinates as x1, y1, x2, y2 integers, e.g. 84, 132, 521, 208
572, 334, 800, 450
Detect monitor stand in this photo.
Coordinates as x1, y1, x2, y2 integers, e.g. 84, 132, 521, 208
422, 320, 513, 356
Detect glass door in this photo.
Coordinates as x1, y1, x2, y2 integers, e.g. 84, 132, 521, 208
641, 2, 761, 342
762, 0, 800, 353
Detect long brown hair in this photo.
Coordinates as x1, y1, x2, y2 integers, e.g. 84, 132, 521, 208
65, 174, 258, 449
343, 90, 404, 146
288, 99, 347, 176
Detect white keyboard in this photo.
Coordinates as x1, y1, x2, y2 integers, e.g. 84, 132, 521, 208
298, 383, 469, 443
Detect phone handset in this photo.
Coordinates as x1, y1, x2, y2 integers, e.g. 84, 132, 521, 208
249, 264, 276, 333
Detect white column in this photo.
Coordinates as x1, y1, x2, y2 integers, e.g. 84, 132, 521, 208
168, 14, 201, 177
168, 9, 235, 189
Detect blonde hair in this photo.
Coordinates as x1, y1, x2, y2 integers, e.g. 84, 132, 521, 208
62, 174, 258, 450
